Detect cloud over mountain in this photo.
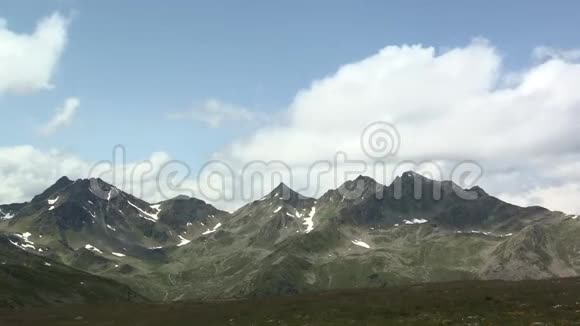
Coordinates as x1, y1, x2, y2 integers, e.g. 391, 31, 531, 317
217, 40, 580, 213
1, 37, 579, 214
0, 146, 189, 205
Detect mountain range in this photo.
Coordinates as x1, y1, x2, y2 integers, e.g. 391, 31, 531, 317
1, 171, 579, 304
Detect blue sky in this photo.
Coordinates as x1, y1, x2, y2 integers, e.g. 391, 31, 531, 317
1, 1, 580, 213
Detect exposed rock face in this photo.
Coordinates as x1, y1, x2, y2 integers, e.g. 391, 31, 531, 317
1, 172, 578, 301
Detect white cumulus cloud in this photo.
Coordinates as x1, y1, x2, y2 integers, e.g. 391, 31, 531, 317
3, 40, 580, 215
211, 39, 580, 214
38, 97, 80, 136
0, 12, 69, 95
168, 98, 266, 128
533, 46, 580, 62
499, 183, 580, 215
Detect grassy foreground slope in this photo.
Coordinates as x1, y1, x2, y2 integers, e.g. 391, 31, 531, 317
2, 278, 580, 325
0, 236, 144, 308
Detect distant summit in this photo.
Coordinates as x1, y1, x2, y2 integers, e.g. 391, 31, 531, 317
264, 182, 313, 203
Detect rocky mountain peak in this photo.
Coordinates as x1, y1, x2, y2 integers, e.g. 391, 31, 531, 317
29, 176, 121, 205
336, 175, 384, 201
55, 175, 72, 185
267, 182, 310, 202
171, 194, 192, 201
467, 185, 488, 197
388, 170, 463, 198
30, 176, 75, 203
393, 170, 437, 185
354, 174, 378, 185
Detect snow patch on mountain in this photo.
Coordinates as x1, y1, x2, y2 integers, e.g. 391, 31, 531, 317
403, 218, 428, 225
85, 244, 103, 254
128, 200, 159, 222
9, 239, 35, 251
0, 208, 14, 220
303, 207, 316, 233
273, 206, 282, 213
18, 232, 32, 242
112, 252, 126, 257
456, 230, 513, 237
83, 207, 96, 218
352, 240, 371, 249
47, 196, 59, 205
177, 235, 191, 247
294, 207, 316, 233
1, 212, 14, 220
202, 223, 222, 235
9, 232, 38, 251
